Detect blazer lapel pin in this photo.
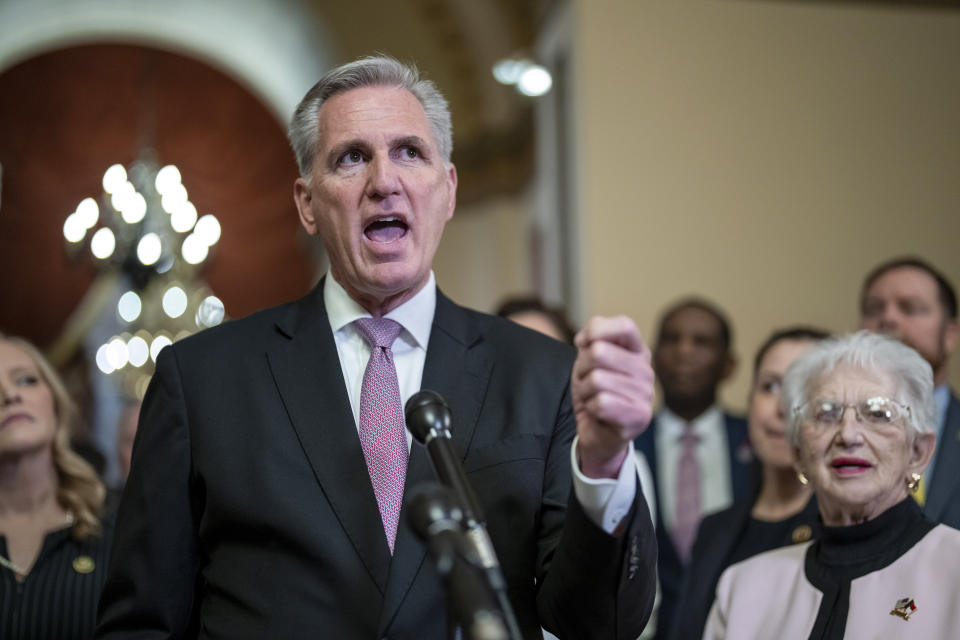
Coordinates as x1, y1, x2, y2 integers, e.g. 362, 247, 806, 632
889, 597, 917, 621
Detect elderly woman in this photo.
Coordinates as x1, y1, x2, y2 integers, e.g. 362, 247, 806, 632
669, 327, 829, 640
703, 331, 960, 639
0, 335, 112, 639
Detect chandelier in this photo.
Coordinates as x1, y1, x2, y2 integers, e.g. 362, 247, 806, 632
62, 151, 225, 399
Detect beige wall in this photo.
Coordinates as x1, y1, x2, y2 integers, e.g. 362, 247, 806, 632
434, 192, 534, 315
571, 0, 960, 410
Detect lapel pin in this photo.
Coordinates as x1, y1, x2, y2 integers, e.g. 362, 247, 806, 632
72, 555, 95, 574
791, 525, 812, 544
889, 597, 917, 621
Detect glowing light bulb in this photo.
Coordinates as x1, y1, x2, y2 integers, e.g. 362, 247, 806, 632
137, 233, 162, 266
155, 165, 182, 195
90, 227, 116, 259
517, 65, 552, 96
102, 164, 127, 194
117, 291, 142, 322
162, 286, 188, 318
63, 214, 86, 243
194, 214, 221, 246
76, 197, 99, 228
127, 336, 149, 367
150, 335, 172, 362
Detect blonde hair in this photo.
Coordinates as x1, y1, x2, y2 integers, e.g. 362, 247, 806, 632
1, 335, 105, 539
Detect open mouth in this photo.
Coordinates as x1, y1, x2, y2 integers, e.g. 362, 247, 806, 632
364, 216, 408, 244
830, 458, 872, 475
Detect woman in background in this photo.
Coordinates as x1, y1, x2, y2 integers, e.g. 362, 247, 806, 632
670, 327, 829, 640
0, 334, 112, 639
704, 331, 960, 639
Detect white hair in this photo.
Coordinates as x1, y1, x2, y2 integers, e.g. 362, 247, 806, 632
782, 330, 936, 446
288, 55, 453, 180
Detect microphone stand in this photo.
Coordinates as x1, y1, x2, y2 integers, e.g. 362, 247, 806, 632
406, 391, 524, 640
408, 485, 511, 640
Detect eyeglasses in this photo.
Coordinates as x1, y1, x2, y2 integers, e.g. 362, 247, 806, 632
795, 396, 911, 428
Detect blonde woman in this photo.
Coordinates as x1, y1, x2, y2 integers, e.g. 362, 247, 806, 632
0, 334, 111, 639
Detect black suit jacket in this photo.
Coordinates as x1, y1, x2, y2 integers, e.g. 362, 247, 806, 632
633, 411, 756, 640
925, 389, 960, 530
96, 285, 656, 639
667, 494, 820, 640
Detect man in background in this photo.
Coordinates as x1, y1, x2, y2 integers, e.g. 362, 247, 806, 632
634, 297, 755, 640
860, 256, 960, 528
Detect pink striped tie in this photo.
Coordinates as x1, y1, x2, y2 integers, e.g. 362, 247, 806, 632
354, 317, 408, 553
672, 424, 701, 563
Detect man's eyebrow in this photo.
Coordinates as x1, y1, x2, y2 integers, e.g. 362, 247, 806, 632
325, 139, 371, 165
392, 135, 430, 151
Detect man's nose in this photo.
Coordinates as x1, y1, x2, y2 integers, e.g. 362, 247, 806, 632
365, 155, 401, 199
876, 305, 900, 332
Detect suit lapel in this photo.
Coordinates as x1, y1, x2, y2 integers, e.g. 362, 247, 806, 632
377, 291, 492, 635
724, 414, 758, 502
925, 391, 960, 521
266, 284, 392, 592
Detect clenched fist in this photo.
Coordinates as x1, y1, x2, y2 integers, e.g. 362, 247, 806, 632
572, 316, 654, 478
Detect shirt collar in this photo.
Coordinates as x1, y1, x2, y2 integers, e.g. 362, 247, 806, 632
933, 384, 950, 436
323, 271, 436, 349
659, 405, 724, 437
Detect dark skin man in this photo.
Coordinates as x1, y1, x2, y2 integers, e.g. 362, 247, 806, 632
653, 303, 735, 422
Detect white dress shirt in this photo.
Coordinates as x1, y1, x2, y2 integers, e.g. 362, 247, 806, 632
323, 271, 636, 534
654, 406, 733, 534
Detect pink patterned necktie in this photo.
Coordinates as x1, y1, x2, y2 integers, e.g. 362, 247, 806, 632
353, 317, 408, 553
672, 424, 701, 564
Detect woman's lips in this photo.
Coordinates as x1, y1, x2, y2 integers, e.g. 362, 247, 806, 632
0, 412, 33, 428
830, 457, 873, 475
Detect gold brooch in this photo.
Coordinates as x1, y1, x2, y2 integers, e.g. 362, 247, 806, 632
890, 597, 917, 621
791, 525, 812, 544
72, 556, 95, 574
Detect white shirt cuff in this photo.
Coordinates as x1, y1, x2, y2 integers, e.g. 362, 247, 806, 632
570, 436, 638, 534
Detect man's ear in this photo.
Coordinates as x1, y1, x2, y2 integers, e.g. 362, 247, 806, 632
294, 177, 320, 236
943, 318, 959, 357
444, 163, 458, 222
909, 431, 937, 478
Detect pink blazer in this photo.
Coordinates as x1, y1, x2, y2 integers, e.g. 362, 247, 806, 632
704, 524, 960, 639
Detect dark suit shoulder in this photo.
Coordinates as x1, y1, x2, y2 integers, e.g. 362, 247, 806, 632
165, 289, 317, 362
447, 303, 576, 368
697, 501, 749, 538
723, 411, 748, 430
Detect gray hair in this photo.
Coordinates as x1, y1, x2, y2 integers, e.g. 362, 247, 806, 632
287, 55, 453, 179
782, 330, 936, 446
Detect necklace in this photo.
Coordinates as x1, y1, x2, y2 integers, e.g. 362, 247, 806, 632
0, 551, 28, 579
0, 510, 75, 580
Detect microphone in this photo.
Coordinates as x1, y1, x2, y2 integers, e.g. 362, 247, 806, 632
408, 484, 508, 640
405, 390, 522, 640
406, 391, 486, 531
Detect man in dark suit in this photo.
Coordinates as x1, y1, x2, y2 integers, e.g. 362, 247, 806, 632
633, 297, 754, 640
860, 257, 960, 528
96, 56, 657, 639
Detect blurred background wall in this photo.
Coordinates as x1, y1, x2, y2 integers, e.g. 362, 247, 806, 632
571, 0, 960, 407
0, 0, 958, 474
